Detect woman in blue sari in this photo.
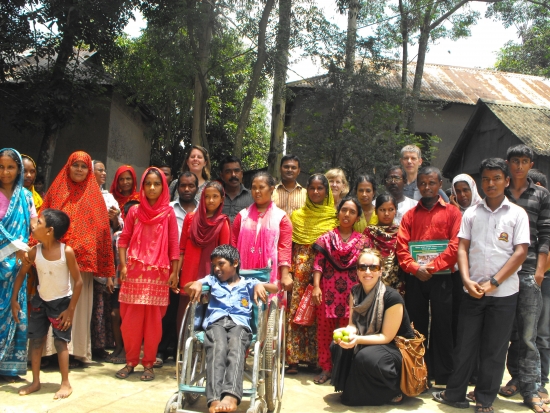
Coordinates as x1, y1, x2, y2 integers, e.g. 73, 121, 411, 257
0, 148, 37, 381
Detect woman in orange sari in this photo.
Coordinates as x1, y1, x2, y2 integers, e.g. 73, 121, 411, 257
40, 151, 115, 365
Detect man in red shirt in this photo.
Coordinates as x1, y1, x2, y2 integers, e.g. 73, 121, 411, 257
397, 166, 462, 385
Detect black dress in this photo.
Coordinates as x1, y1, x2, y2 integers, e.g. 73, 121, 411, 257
331, 287, 414, 406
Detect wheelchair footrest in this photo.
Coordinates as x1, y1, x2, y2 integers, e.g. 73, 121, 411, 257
179, 385, 207, 393
177, 385, 255, 397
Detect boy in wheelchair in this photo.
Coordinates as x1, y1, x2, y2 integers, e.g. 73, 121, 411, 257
185, 245, 278, 413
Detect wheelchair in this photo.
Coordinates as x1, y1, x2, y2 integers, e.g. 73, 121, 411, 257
165, 268, 286, 413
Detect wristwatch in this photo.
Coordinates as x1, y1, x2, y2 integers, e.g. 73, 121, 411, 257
490, 276, 500, 287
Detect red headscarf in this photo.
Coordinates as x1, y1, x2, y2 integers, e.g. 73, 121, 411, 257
110, 165, 140, 213
126, 167, 174, 269
190, 183, 230, 248
41, 151, 115, 276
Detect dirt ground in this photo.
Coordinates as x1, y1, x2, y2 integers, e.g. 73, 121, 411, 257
0, 358, 532, 413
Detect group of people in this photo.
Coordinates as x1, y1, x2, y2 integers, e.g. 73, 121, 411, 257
1, 141, 550, 413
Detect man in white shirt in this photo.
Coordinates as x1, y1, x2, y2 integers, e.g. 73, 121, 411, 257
433, 158, 530, 411
169, 172, 198, 240
383, 165, 417, 225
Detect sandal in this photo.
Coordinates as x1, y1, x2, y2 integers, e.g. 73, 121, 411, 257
540, 388, 550, 404
474, 405, 494, 413
388, 394, 404, 405
286, 364, 298, 375
115, 365, 134, 379
432, 391, 470, 409
466, 391, 476, 403
524, 397, 550, 413
68, 357, 84, 369
499, 378, 520, 397
141, 367, 155, 381
110, 354, 127, 364
313, 372, 331, 385
153, 357, 163, 368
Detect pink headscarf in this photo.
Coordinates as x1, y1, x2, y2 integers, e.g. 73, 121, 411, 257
129, 167, 173, 269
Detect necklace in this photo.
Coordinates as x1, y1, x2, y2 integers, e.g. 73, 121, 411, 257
341, 233, 352, 243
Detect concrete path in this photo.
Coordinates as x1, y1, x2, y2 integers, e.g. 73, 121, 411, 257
0, 359, 530, 413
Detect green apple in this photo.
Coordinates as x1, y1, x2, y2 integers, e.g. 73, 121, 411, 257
341, 336, 350, 343
341, 329, 350, 337
333, 331, 343, 341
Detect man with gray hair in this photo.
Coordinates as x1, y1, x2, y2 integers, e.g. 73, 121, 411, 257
400, 144, 449, 202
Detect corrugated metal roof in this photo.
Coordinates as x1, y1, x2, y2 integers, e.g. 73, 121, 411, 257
484, 99, 550, 155
287, 62, 550, 107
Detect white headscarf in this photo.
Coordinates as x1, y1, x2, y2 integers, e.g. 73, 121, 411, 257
451, 174, 482, 213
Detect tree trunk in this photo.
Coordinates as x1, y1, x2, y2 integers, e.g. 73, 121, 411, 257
396, 0, 409, 132
405, 2, 433, 133
345, 0, 360, 72
190, 0, 214, 149
399, 0, 408, 92
267, 0, 292, 179
36, 6, 79, 184
233, 0, 275, 159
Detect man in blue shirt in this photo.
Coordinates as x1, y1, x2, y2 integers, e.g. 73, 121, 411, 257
186, 245, 277, 413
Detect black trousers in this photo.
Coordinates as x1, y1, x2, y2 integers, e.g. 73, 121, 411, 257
405, 273, 454, 384
157, 289, 179, 357
445, 293, 517, 407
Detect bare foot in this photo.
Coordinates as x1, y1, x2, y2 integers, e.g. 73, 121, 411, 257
19, 382, 41, 396
215, 395, 238, 412
209, 400, 220, 413
53, 382, 73, 399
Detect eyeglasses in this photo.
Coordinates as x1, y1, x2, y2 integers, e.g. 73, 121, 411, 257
385, 176, 403, 183
357, 264, 381, 272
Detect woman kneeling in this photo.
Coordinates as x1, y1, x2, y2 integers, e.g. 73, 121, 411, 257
331, 248, 414, 406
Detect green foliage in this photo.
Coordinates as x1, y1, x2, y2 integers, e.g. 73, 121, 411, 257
490, 0, 550, 77
287, 66, 439, 185
110, 18, 270, 173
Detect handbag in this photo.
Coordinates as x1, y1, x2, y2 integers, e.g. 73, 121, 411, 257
293, 284, 315, 326
394, 325, 428, 397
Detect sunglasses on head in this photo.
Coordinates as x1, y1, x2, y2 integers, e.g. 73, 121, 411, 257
357, 264, 381, 272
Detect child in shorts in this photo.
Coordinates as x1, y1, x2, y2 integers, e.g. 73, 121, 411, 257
185, 245, 277, 413
11, 208, 83, 399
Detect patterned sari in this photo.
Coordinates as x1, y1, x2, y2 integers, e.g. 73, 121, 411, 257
0, 149, 33, 376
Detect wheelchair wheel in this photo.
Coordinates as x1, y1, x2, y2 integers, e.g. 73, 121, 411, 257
164, 391, 185, 413
265, 297, 279, 411
176, 303, 195, 383
277, 305, 286, 402
246, 399, 266, 413
184, 341, 206, 405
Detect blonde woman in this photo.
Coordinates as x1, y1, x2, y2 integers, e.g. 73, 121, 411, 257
326, 168, 349, 209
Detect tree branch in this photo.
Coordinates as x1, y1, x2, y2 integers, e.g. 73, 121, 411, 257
429, 0, 471, 30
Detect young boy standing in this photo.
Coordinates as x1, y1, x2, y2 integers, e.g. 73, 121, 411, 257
11, 209, 83, 399
500, 145, 550, 413
185, 245, 277, 413
432, 158, 530, 412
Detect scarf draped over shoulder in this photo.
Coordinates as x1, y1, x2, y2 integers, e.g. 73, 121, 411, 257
41, 151, 114, 276
190, 185, 230, 248
236, 201, 286, 284
291, 186, 338, 245
312, 229, 369, 272
351, 279, 386, 338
